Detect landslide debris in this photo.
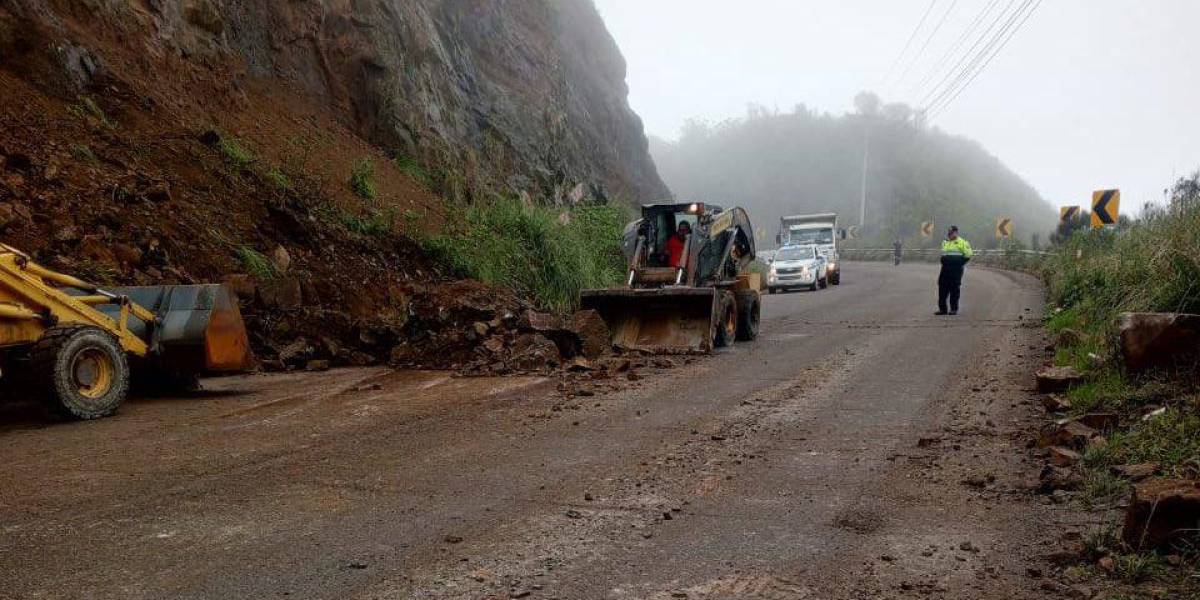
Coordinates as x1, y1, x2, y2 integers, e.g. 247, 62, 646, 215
0, 1, 665, 373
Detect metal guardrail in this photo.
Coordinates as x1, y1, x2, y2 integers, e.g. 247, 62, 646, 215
840, 247, 1050, 269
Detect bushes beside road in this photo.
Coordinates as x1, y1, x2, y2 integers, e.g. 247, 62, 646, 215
421, 198, 630, 311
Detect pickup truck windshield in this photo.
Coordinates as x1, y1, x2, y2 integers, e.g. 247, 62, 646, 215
776, 246, 816, 261
787, 228, 834, 245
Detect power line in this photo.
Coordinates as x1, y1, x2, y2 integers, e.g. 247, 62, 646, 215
895, 0, 960, 88
880, 0, 939, 88
919, 0, 1025, 109
926, 0, 1041, 120
909, 0, 1003, 97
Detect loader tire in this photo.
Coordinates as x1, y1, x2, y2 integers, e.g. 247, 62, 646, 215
713, 292, 737, 348
30, 325, 129, 420
735, 291, 760, 341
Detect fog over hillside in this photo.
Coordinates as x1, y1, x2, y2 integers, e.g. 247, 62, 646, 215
650, 94, 1058, 249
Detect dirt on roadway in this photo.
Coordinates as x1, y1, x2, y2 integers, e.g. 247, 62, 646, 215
1, 262, 1074, 599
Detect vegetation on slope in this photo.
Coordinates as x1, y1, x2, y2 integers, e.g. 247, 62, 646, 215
421, 198, 630, 311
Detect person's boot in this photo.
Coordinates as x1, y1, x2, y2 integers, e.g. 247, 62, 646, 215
949, 310, 958, 315
934, 310, 948, 315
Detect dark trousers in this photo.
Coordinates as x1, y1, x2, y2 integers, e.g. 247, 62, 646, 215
937, 277, 961, 312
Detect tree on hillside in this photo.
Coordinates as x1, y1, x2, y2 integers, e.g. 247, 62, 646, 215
651, 93, 1056, 248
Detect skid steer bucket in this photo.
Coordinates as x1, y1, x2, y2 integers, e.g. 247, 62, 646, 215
580, 287, 718, 354
95, 284, 253, 373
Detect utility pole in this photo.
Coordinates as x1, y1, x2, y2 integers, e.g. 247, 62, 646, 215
859, 123, 869, 229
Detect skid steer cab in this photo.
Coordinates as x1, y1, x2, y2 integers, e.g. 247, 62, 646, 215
0, 244, 253, 420
581, 203, 762, 354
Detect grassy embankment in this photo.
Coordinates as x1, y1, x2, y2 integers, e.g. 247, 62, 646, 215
1037, 174, 1199, 595
421, 197, 630, 312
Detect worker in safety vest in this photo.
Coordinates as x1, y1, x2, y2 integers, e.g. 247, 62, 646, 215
936, 225, 972, 315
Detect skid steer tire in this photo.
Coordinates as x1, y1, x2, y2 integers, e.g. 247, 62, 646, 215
735, 291, 760, 341
713, 293, 738, 348
29, 326, 129, 420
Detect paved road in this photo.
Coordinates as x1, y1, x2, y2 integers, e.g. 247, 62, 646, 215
0, 263, 1058, 599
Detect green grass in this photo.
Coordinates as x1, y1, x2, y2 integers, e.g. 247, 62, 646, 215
68, 96, 115, 129
1101, 407, 1200, 477
1064, 370, 1131, 414
421, 197, 628, 311
265, 168, 292, 190
394, 153, 430, 188
235, 246, 277, 280
71, 144, 98, 164
1112, 553, 1165, 584
1079, 466, 1130, 509
341, 208, 394, 237
350, 158, 377, 200
218, 138, 254, 169
1081, 526, 1119, 561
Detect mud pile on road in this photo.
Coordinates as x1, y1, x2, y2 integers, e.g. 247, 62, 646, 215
243, 276, 624, 375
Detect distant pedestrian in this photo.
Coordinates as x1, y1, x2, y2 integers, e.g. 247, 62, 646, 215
936, 226, 972, 315
892, 238, 903, 266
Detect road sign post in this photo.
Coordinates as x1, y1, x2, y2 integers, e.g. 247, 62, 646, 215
1091, 190, 1119, 228
995, 217, 1012, 240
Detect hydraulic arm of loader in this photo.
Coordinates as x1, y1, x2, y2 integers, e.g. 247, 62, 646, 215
0, 245, 154, 355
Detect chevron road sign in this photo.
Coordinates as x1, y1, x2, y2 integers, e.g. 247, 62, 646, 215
920, 221, 934, 237
1060, 205, 1080, 222
995, 217, 1012, 239
1091, 189, 1119, 228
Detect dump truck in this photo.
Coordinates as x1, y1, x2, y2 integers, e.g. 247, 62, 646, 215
777, 213, 844, 285
0, 244, 252, 419
581, 203, 760, 354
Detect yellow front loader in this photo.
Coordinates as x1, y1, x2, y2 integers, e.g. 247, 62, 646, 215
0, 244, 252, 419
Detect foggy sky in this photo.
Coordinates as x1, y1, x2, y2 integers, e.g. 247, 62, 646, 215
593, 0, 1200, 214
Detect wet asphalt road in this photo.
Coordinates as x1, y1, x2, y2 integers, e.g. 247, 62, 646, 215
0, 262, 1050, 599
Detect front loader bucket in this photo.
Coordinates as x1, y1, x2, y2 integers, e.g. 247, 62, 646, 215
99, 284, 253, 373
580, 287, 718, 354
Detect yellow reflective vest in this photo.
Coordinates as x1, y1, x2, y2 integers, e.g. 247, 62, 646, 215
941, 237, 973, 259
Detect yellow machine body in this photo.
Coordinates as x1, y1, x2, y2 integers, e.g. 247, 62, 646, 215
0, 244, 252, 373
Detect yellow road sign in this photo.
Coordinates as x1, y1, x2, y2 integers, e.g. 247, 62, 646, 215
995, 217, 1012, 239
1091, 189, 1119, 228
1060, 205, 1081, 222
920, 221, 934, 237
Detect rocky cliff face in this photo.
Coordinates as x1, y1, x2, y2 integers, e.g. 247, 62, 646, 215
5, 0, 666, 204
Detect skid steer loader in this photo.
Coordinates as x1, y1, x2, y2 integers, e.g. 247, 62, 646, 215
581, 203, 761, 354
0, 244, 253, 419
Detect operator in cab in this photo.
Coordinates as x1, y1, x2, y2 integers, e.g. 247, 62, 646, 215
665, 221, 691, 268
936, 225, 972, 315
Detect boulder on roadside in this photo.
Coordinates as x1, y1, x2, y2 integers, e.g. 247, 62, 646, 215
570, 309, 610, 359
1074, 412, 1119, 432
1048, 446, 1082, 467
509, 333, 561, 371
1121, 478, 1200, 551
1036, 366, 1083, 393
257, 276, 302, 309
1119, 312, 1200, 373
1041, 394, 1071, 413
1037, 419, 1098, 451
1112, 462, 1159, 482
1037, 465, 1082, 493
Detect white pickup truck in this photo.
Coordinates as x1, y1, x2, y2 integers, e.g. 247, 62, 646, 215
777, 213, 844, 285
